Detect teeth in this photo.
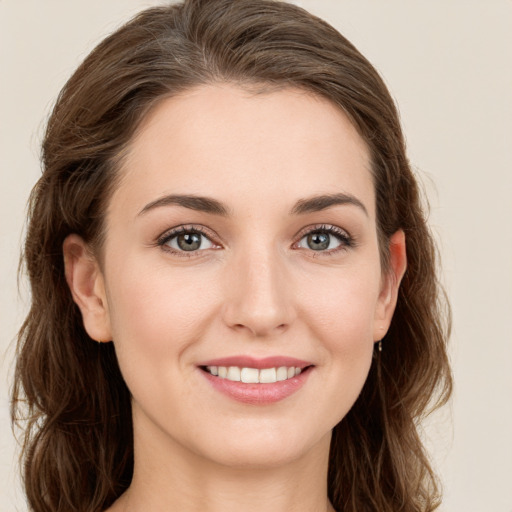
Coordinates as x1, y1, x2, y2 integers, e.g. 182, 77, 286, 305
259, 368, 277, 383
241, 367, 259, 383
206, 365, 305, 383
227, 366, 241, 381
276, 366, 288, 381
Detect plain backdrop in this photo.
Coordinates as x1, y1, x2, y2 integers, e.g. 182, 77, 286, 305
1, 1, 511, 511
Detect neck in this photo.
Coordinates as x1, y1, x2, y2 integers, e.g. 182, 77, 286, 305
111, 410, 335, 512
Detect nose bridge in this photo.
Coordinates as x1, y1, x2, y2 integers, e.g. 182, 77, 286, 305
223, 239, 294, 337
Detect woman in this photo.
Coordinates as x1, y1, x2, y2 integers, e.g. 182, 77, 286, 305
12, 0, 452, 511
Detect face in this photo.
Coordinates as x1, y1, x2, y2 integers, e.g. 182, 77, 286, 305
66, 84, 405, 469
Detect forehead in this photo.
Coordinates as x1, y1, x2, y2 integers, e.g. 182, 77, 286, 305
111, 84, 374, 219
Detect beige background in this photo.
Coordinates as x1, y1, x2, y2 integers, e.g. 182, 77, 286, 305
1, 1, 511, 510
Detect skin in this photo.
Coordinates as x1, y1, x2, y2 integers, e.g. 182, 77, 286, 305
64, 84, 406, 512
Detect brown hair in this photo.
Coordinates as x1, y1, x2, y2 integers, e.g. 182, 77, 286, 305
12, 1, 452, 511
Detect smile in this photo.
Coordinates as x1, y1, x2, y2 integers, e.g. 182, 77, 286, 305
198, 356, 314, 405
204, 365, 302, 383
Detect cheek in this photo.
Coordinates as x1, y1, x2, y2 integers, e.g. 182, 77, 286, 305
105, 256, 217, 370
300, 264, 381, 349
103, 259, 222, 429
298, 265, 380, 413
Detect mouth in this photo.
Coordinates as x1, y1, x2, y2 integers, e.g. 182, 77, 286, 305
197, 356, 314, 404
200, 364, 313, 384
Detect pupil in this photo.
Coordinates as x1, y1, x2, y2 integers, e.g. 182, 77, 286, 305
177, 232, 201, 251
308, 232, 329, 251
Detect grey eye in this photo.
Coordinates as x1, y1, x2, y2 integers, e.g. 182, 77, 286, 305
298, 231, 342, 251
166, 232, 214, 252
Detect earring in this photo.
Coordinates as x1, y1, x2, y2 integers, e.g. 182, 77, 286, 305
378, 340, 382, 352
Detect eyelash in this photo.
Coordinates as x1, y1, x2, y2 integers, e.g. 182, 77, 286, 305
156, 224, 355, 259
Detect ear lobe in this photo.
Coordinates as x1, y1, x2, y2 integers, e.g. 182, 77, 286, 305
63, 234, 112, 342
373, 230, 407, 341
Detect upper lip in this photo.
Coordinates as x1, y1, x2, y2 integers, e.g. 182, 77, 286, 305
197, 355, 313, 370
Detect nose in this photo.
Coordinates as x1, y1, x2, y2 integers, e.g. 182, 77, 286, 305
222, 246, 296, 338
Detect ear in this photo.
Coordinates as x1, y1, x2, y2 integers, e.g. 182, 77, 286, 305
63, 234, 112, 343
373, 230, 407, 341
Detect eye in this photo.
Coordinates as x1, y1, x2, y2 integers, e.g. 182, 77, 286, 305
158, 226, 217, 255
296, 225, 353, 252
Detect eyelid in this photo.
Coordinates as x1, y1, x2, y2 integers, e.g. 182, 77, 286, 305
154, 223, 355, 258
157, 224, 216, 244
294, 223, 351, 240
156, 224, 222, 257
293, 224, 355, 253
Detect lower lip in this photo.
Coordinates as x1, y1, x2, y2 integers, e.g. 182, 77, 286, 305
199, 367, 312, 405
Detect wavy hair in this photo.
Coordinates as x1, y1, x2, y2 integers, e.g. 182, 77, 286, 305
12, 1, 452, 511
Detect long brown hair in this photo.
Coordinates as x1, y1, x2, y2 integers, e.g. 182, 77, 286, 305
12, 1, 452, 511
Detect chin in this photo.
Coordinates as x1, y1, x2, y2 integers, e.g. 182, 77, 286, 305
188, 419, 332, 470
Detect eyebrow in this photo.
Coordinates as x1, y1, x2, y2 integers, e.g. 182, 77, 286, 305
290, 193, 368, 217
138, 192, 368, 217
138, 194, 231, 216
